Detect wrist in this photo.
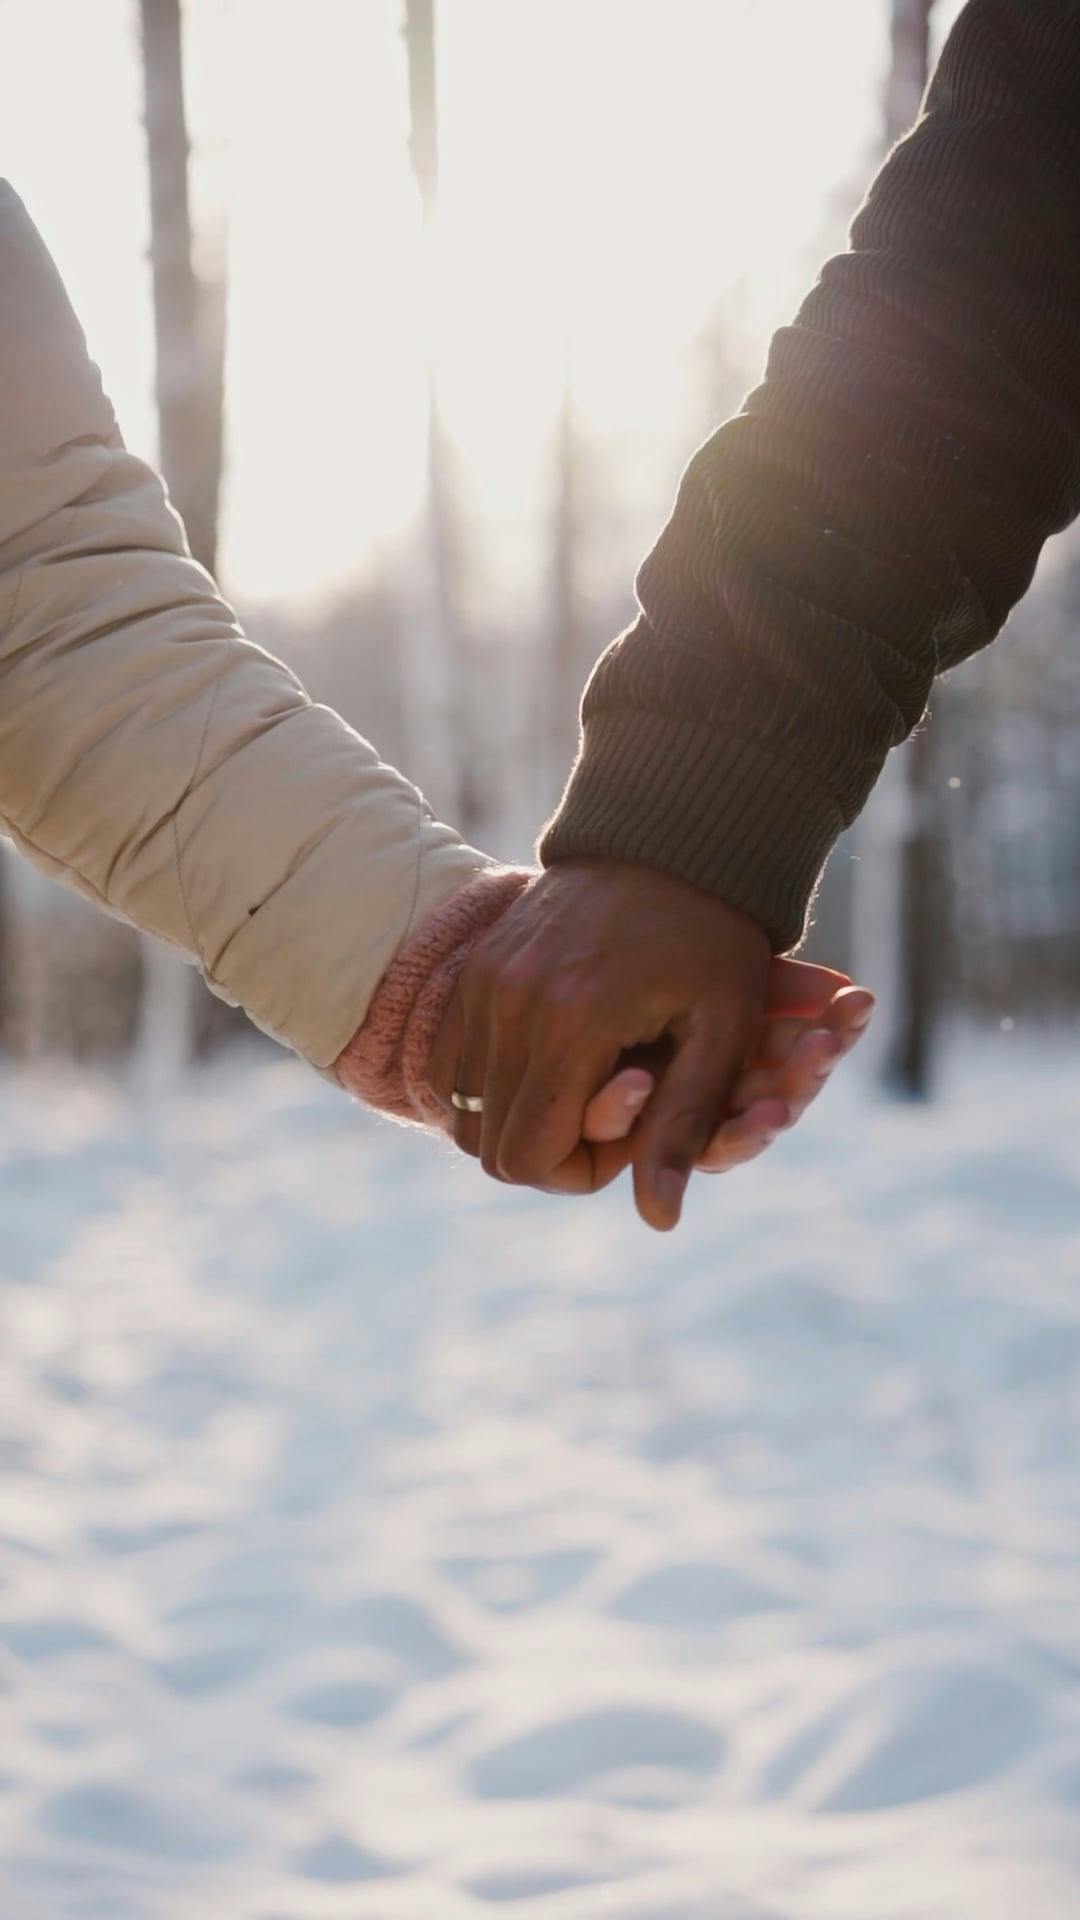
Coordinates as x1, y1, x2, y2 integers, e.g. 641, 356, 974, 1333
540, 709, 843, 952
335, 866, 533, 1129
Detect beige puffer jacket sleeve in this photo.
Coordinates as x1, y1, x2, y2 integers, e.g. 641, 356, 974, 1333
0, 183, 494, 1071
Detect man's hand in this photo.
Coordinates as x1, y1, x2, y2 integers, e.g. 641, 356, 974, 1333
427, 857, 773, 1230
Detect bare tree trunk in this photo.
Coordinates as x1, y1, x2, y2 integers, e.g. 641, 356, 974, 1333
405, 0, 439, 229
136, 0, 228, 1089
546, 369, 584, 809
889, 720, 941, 1092
140, 0, 226, 576
857, 0, 941, 1098
401, 0, 468, 829
888, 0, 941, 1097
885, 0, 934, 144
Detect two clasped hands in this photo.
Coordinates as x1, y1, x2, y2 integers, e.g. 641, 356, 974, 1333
429, 857, 873, 1232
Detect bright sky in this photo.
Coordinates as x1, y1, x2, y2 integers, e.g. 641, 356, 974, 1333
0, 0, 916, 609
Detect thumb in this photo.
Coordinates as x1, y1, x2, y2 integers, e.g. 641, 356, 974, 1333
582, 1066, 655, 1143
632, 1016, 750, 1232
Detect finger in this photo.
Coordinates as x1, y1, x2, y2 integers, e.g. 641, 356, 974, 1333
541, 1134, 637, 1196
778, 988, 875, 1122
730, 1026, 842, 1117
703, 989, 876, 1167
449, 994, 490, 1162
764, 959, 852, 1019
632, 1013, 751, 1231
494, 1120, 639, 1198
572, 996, 870, 1190
783, 1027, 850, 1124
698, 1096, 790, 1174
426, 982, 465, 1121
495, 1016, 623, 1188
731, 987, 876, 1114
582, 1067, 655, 1144
829, 986, 876, 1049
756, 1016, 805, 1071
476, 997, 534, 1180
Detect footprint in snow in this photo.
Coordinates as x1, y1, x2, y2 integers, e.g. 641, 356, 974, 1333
468, 1706, 724, 1801
294, 1832, 405, 1883
761, 1661, 1042, 1810
610, 1560, 795, 1632
36, 1781, 243, 1862
2, 1618, 114, 1662
439, 1547, 601, 1614
329, 1589, 469, 1680
284, 1673, 397, 1728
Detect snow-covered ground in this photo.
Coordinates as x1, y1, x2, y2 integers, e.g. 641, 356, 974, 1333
1, 1034, 1079, 1920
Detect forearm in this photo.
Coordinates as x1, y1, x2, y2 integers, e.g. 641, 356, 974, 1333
543, 0, 1080, 947
0, 436, 498, 1068
0, 182, 496, 1070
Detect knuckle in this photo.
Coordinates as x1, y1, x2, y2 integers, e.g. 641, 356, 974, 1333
497, 1143, 540, 1187
492, 955, 539, 1005
537, 970, 595, 1024
651, 1101, 711, 1139
646, 1117, 712, 1171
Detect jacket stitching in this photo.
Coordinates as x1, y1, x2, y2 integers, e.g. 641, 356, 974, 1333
0, 816, 188, 953
1, 494, 230, 976
172, 655, 230, 983
0, 504, 81, 849
0, 560, 28, 645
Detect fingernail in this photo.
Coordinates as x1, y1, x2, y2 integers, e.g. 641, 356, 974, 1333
851, 1011, 873, 1031
657, 1168, 687, 1220
759, 1130, 778, 1148
623, 1085, 650, 1112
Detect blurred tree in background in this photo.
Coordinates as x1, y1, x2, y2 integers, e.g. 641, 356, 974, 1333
847, 0, 943, 1099
2, 0, 1079, 1075
2, 0, 232, 1071
401, 0, 470, 831
140, 0, 226, 583
134, 0, 230, 1086
943, 535, 1080, 1017
884, 0, 943, 1098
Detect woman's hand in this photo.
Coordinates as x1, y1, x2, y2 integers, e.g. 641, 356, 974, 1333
583, 967, 874, 1177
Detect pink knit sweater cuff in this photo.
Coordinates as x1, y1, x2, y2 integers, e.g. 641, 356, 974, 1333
334, 867, 534, 1131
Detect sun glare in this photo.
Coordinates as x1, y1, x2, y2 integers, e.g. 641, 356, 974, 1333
1, 0, 885, 608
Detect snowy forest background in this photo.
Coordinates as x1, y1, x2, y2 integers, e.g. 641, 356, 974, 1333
7, 12, 1080, 1914
1, 0, 1078, 1092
